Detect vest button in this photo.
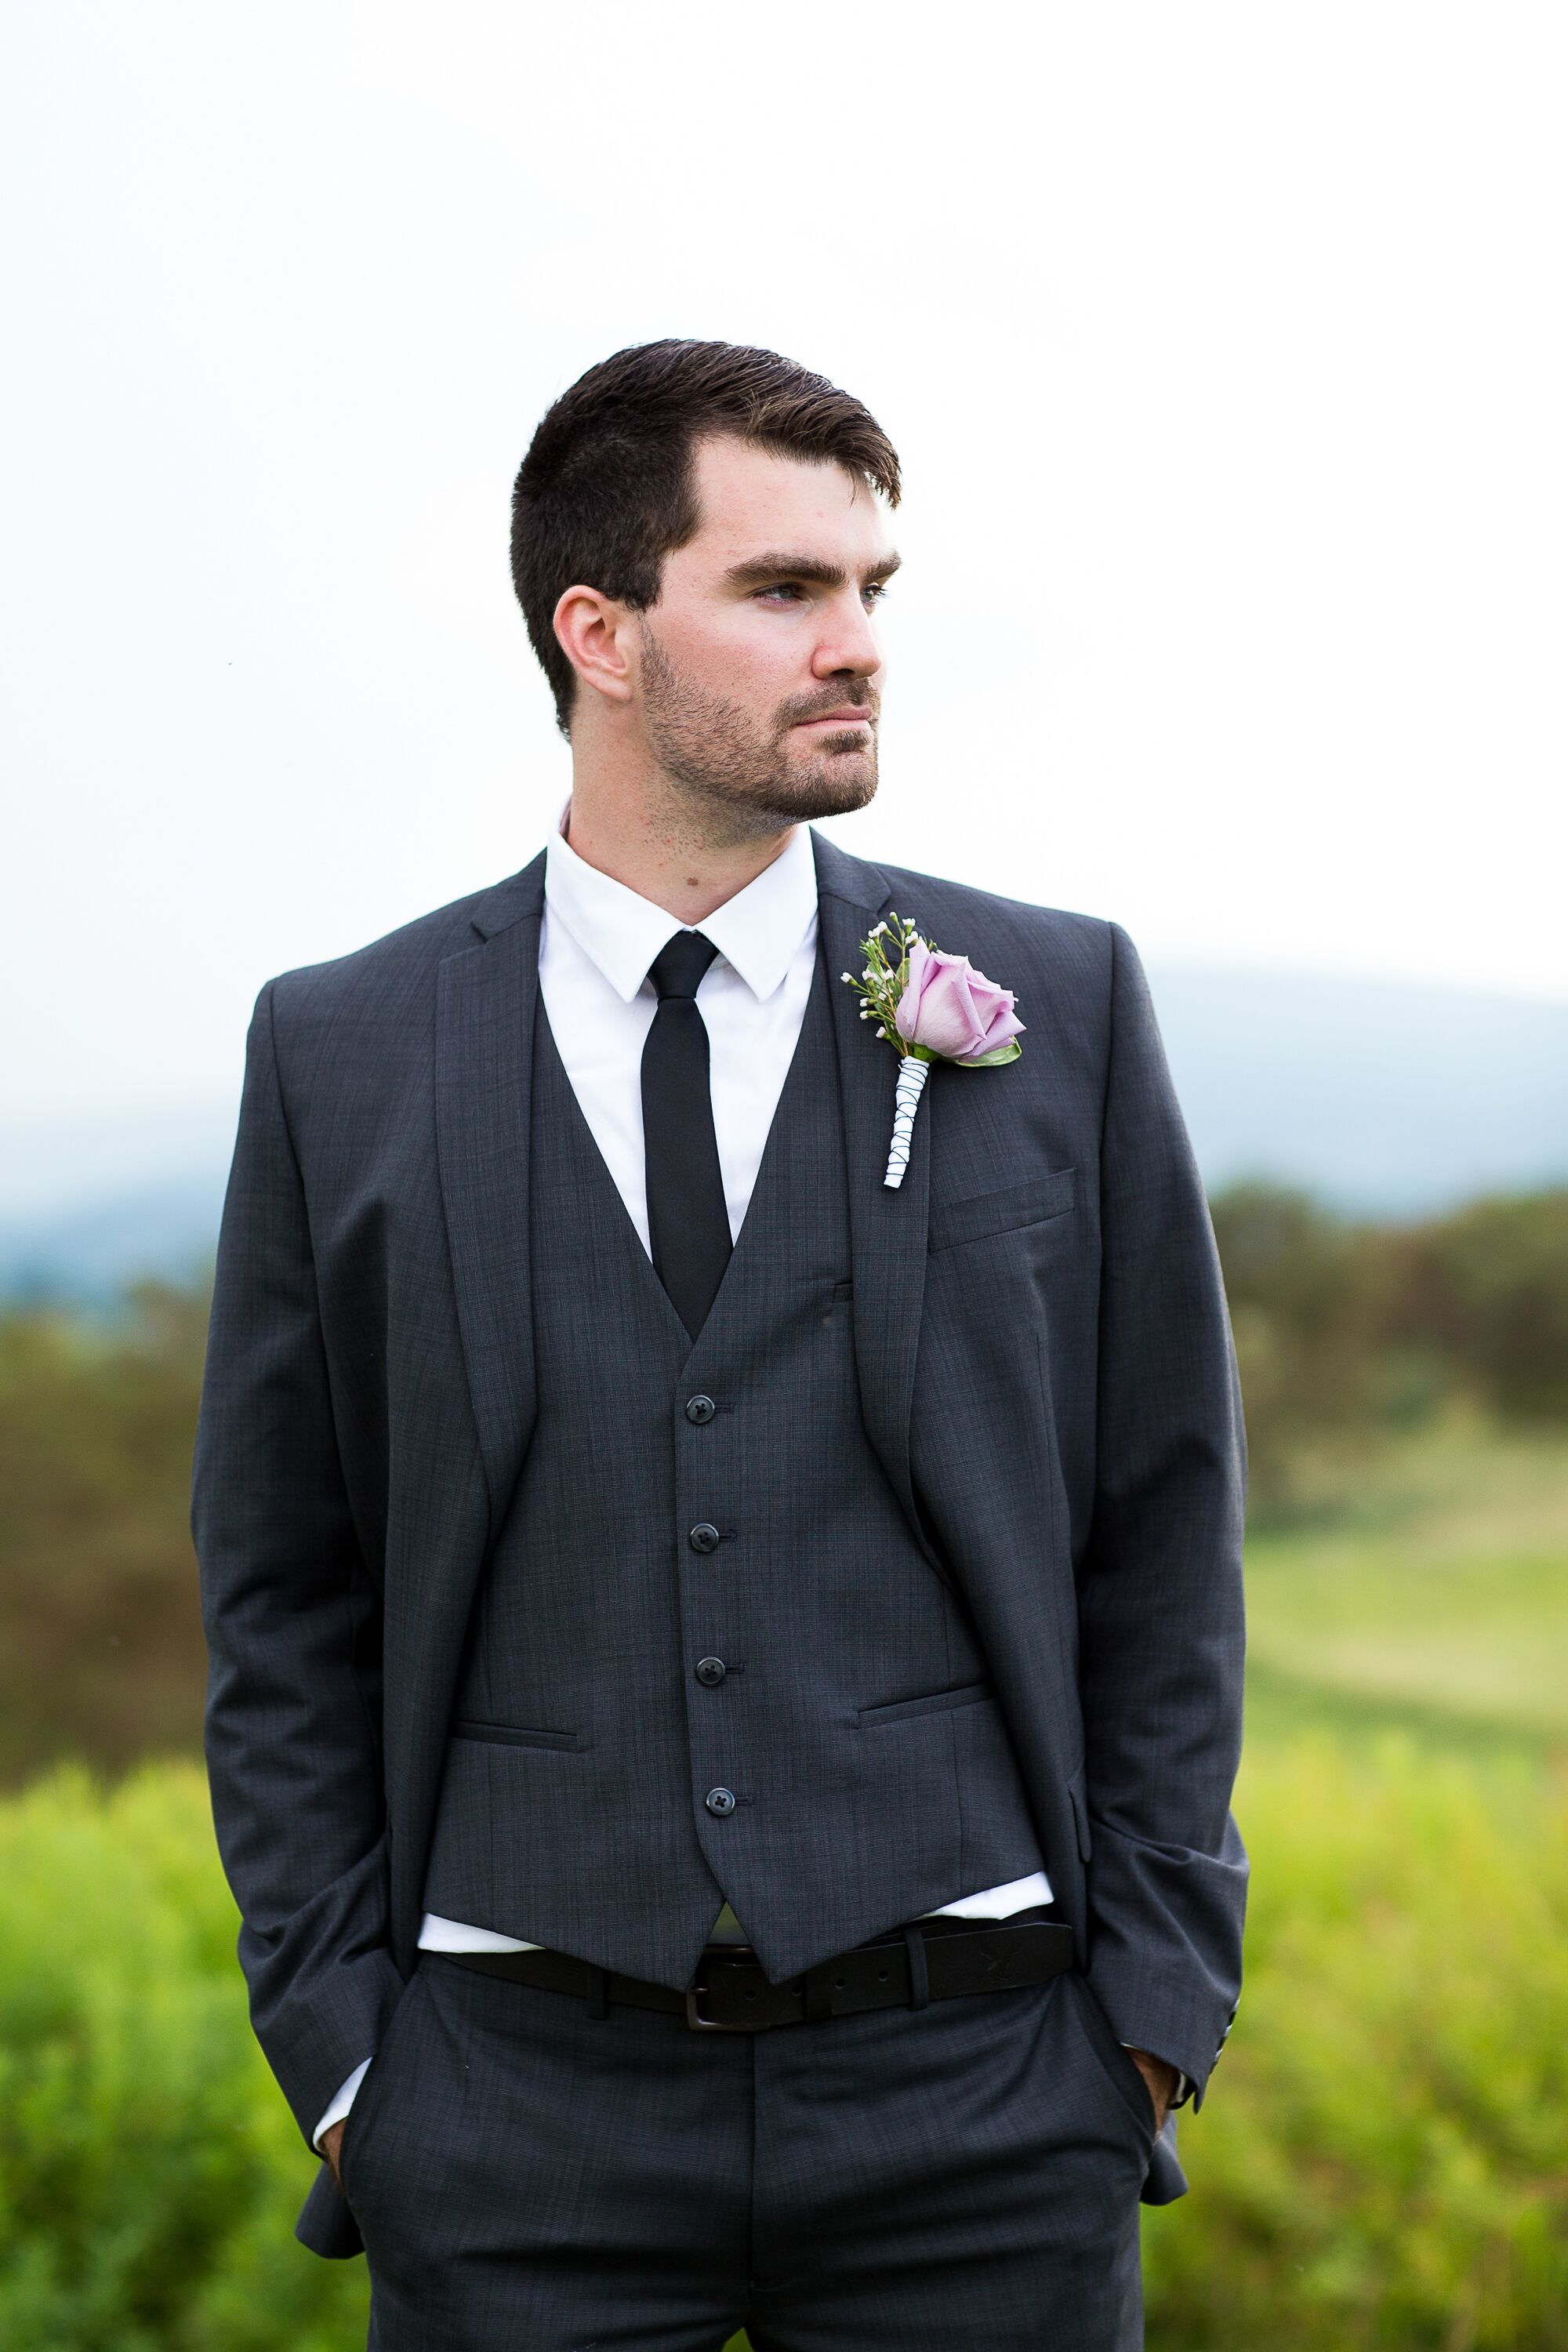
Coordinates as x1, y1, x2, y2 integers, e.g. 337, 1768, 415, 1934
695, 1657, 727, 1686
684, 1394, 717, 1425
688, 1523, 721, 1554
705, 1786, 737, 1817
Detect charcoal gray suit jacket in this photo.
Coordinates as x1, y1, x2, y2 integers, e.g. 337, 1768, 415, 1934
194, 828, 1247, 2254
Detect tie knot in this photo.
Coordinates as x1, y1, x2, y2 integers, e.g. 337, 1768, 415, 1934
648, 931, 720, 1002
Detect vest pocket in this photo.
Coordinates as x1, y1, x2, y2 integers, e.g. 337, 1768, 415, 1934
856, 1679, 994, 1728
452, 1719, 583, 1752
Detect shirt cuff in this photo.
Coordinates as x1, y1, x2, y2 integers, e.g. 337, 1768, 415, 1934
313, 2056, 372, 2151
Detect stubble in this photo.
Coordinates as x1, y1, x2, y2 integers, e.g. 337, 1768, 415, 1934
637, 626, 879, 838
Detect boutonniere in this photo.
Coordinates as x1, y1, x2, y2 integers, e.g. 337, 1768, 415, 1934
842, 913, 1025, 1189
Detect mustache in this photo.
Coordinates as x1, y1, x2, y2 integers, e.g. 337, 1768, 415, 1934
776, 686, 879, 729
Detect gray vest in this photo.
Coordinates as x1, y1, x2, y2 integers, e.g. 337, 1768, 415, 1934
422, 949, 1047, 1990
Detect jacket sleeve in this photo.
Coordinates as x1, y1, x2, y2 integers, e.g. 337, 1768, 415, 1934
193, 980, 403, 2149
1078, 922, 1248, 2104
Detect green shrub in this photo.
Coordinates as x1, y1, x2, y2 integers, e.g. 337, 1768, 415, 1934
0, 1761, 368, 2350
1396, 1192, 1568, 1424
2, 1744, 1563, 2349
1145, 1734, 1568, 2349
0, 1289, 210, 1785
1208, 1183, 1568, 1517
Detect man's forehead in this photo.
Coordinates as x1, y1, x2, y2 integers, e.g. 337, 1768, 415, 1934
688, 434, 891, 555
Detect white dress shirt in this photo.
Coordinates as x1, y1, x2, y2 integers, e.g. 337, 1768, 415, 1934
313, 808, 1051, 2147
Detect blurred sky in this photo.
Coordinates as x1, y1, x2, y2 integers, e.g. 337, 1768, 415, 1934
4, 2, 1566, 1123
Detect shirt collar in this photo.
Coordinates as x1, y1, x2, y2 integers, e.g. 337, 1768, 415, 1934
543, 801, 818, 1004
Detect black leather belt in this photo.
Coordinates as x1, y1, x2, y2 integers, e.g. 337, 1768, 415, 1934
440, 1917, 1074, 2031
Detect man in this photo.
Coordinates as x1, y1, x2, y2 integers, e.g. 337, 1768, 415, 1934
195, 339, 1247, 2350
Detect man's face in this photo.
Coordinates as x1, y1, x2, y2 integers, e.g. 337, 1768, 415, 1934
631, 435, 897, 831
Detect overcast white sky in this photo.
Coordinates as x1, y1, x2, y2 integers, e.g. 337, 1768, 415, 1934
5, 2, 1566, 1125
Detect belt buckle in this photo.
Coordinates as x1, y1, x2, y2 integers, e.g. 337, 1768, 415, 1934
684, 1974, 755, 2031
681, 1957, 771, 2032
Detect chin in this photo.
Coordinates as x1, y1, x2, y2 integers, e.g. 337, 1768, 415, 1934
775, 750, 877, 822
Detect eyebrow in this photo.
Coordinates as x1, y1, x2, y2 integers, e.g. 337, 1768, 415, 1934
722, 550, 902, 591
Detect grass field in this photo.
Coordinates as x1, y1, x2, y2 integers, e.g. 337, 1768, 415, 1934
1245, 1416, 1568, 1750
1, 1420, 1563, 2350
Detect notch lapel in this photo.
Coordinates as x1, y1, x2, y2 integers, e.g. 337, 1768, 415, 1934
813, 832, 940, 1574
434, 853, 547, 1541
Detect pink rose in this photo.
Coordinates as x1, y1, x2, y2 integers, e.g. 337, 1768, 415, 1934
895, 940, 1025, 1063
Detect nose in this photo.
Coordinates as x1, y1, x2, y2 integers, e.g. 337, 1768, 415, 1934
811, 587, 883, 683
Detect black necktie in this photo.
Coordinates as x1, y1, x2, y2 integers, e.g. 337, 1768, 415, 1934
641, 931, 732, 1337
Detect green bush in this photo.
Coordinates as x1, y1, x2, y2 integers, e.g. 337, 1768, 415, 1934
1210, 1184, 1407, 1508
1396, 1192, 1568, 1424
0, 1288, 210, 1784
1210, 1183, 1568, 1516
1145, 1734, 1568, 2349
0, 1761, 368, 2350
2, 1746, 1563, 2349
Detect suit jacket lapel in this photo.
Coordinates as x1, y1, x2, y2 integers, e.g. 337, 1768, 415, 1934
434, 851, 547, 1541
813, 832, 937, 1569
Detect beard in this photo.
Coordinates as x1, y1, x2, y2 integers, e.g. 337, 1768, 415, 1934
637, 625, 879, 832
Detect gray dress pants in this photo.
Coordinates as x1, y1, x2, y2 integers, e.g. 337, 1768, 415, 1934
337, 1951, 1156, 2350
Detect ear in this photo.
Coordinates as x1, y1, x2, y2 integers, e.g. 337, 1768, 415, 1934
553, 585, 635, 708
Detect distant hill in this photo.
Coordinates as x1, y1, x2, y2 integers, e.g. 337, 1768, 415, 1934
1152, 967, 1568, 1214
0, 1174, 227, 1306
0, 1102, 236, 1307
1, 965, 1565, 1302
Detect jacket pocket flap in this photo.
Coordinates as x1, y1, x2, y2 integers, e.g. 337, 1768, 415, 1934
929, 1166, 1077, 1252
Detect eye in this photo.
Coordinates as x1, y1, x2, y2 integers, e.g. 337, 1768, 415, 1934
863, 579, 891, 606
755, 583, 807, 604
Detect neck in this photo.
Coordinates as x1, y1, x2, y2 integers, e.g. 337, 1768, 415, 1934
562, 745, 797, 926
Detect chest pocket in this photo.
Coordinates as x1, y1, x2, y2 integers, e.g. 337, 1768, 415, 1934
928, 1166, 1077, 1252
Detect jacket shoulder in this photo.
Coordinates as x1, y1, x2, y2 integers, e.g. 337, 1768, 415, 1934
262, 862, 540, 1027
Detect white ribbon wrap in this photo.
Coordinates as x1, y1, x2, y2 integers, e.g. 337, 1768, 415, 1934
883, 1053, 930, 1189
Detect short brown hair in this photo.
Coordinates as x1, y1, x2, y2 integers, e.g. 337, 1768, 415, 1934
511, 339, 901, 735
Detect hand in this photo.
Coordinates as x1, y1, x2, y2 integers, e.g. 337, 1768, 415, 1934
1124, 2047, 1178, 2135
321, 2118, 347, 2190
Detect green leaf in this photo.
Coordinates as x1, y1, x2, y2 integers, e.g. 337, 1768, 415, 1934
954, 1040, 1023, 1068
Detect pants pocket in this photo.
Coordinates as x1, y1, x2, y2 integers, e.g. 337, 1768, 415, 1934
336, 1968, 427, 2208
1063, 1974, 1159, 2149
